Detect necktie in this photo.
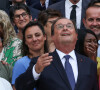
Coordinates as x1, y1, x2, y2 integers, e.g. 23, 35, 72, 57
42, 2, 46, 10
64, 55, 75, 90
70, 5, 77, 23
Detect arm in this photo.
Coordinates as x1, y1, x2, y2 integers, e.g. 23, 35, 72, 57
15, 53, 53, 90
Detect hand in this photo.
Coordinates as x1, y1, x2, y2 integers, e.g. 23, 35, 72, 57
1, 60, 9, 65
85, 43, 98, 62
35, 53, 53, 74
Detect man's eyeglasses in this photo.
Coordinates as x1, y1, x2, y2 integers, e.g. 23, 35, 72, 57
14, 12, 28, 20
55, 24, 74, 30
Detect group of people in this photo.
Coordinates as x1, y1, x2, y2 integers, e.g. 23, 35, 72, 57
0, 0, 100, 90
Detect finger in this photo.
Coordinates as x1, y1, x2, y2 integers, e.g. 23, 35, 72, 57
40, 53, 49, 58
42, 58, 53, 65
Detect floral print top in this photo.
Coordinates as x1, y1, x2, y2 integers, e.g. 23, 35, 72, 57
1, 37, 22, 66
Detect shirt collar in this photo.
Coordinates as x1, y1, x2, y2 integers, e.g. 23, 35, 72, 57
98, 40, 100, 45
65, 0, 82, 8
56, 49, 76, 60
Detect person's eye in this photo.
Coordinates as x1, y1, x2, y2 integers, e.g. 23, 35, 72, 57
96, 18, 100, 22
35, 33, 41, 37
26, 35, 32, 39
67, 25, 72, 28
88, 18, 93, 22
86, 40, 91, 43
58, 25, 63, 29
14, 15, 19, 18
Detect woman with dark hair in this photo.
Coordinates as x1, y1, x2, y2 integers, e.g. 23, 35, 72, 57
75, 29, 100, 78
12, 21, 48, 90
75, 29, 98, 62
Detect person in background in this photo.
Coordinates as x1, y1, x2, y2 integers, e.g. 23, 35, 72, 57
12, 21, 48, 90
26, 0, 63, 11
0, 0, 10, 12
48, 0, 95, 29
9, 4, 32, 39
75, 29, 100, 78
11, 0, 40, 20
15, 17, 98, 90
75, 29, 98, 62
83, 5, 100, 58
0, 10, 22, 66
0, 37, 12, 83
38, 9, 62, 52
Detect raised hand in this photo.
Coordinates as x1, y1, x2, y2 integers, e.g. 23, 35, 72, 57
35, 53, 53, 74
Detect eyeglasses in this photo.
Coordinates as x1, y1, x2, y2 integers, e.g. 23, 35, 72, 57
56, 24, 74, 30
47, 20, 56, 24
14, 12, 28, 20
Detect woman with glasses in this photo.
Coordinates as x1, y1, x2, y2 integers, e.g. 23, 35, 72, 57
0, 10, 22, 66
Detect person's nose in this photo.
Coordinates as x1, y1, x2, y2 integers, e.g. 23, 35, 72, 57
19, 15, 24, 20
63, 25, 68, 31
32, 36, 37, 41
92, 20, 98, 26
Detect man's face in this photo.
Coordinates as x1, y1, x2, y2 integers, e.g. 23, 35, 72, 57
44, 17, 58, 37
83, 7, 100, 37
69, 0, 80, 4
13, 9, 32, 30
52, 18, 78, 47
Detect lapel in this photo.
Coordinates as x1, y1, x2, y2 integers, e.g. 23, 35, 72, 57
74, 52, 91, 89
58, 1, 65, 17
50, 50, 72, 90
49, 0, 54, 5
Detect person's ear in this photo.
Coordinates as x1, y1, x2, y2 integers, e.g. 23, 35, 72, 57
29, 15, 32, 21
83, 18, 87, 27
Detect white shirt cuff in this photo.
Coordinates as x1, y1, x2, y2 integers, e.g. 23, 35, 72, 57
32, 64, 40, 80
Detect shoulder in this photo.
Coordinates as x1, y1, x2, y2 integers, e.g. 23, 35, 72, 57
15, 56, 30, 65
48, 0, 65, 8
76, 52, 97, 66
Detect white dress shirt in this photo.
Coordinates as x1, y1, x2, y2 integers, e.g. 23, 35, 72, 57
65, 0, 82, 29
56, 49, 78, 82
32, 49, 78, 83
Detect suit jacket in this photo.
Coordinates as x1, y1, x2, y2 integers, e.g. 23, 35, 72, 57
0, 0, 10, 11
15, 50, 98, 90
48, 0, 95, 29
26, 0, 63, 10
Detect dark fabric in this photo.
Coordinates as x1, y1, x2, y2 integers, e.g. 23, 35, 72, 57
70, 5, 77, 23
48, 0, 95, 29
27, 0, 63, 11
15, 50, 98, 90
0, 0, 10, 11
64, 55, 75, 90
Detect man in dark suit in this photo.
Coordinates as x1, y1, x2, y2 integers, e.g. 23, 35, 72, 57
26, 0, 63, 10
48, 0, 95, 29
0, 0, 10, 11
15, 17, 98, 90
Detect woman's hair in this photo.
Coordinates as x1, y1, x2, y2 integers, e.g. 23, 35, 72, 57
0, 10, 16, 46
75, 29, 98, 56
22, 21, 48, 56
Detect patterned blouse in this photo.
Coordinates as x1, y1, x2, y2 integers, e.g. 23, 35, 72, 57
1, 37, 22, 66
